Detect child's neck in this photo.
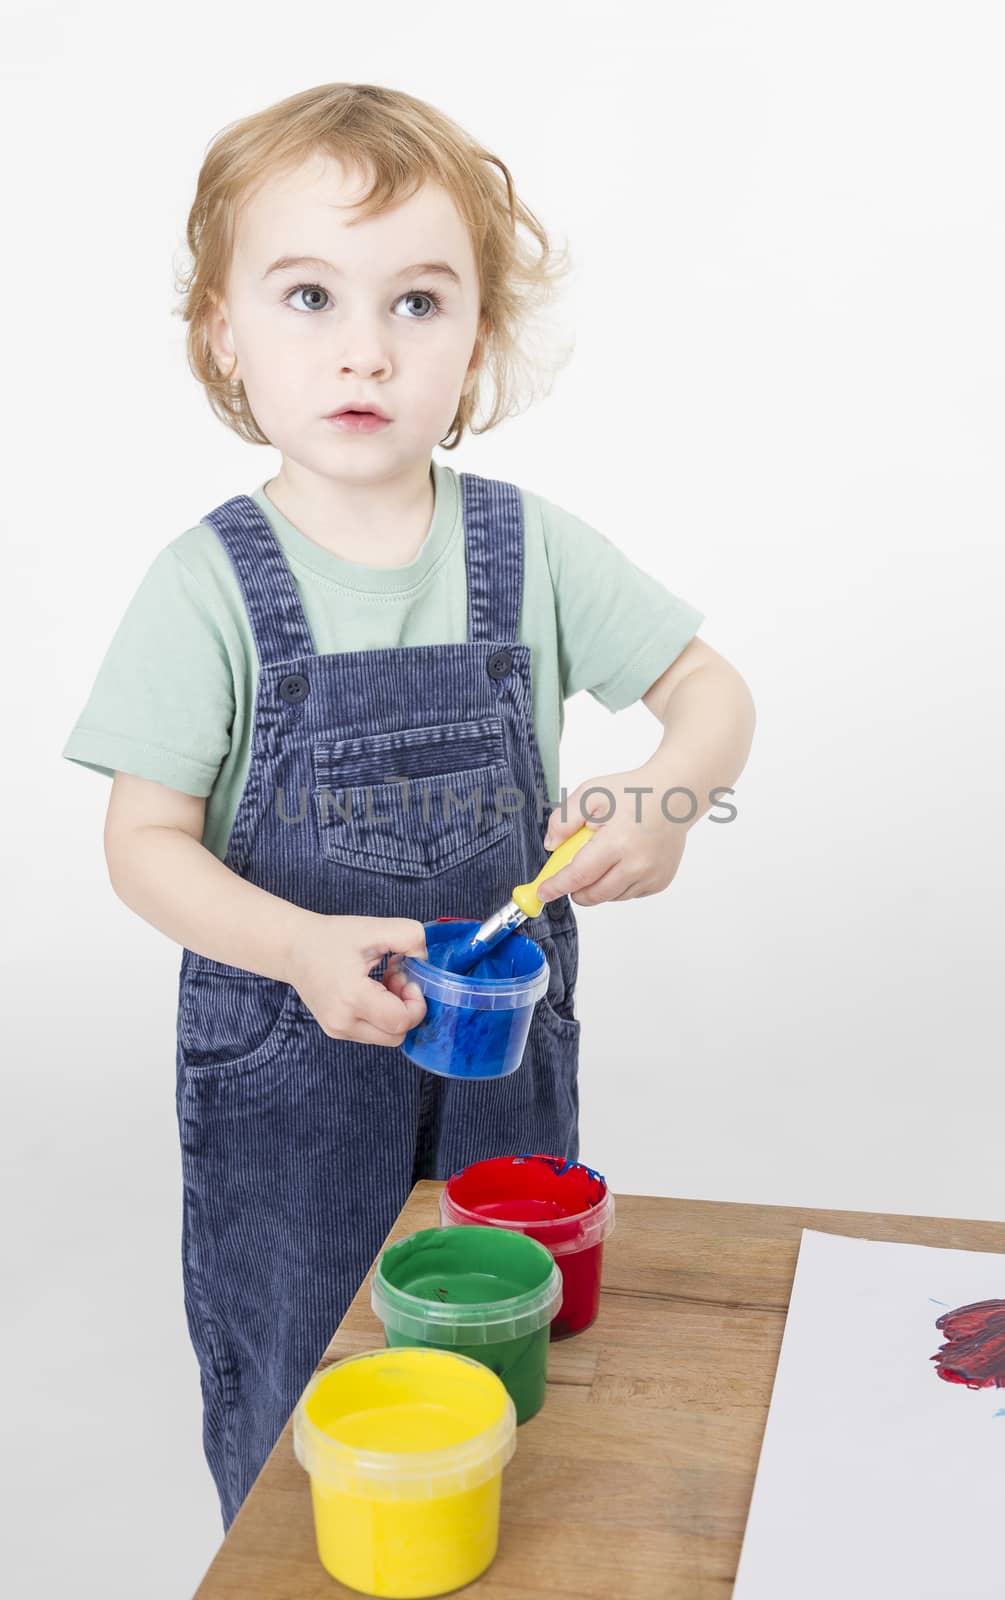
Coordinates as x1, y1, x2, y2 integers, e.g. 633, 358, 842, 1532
263, 461, 435, 569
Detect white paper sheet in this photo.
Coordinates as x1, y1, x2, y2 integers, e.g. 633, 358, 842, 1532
732, 1228, 1005, 1600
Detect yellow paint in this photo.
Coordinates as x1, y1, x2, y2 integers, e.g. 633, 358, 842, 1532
323, 1400, 477, 1453
295, 1347, 516, 1598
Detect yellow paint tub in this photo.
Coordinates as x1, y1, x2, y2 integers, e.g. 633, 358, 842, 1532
293, 1346, 517, 1598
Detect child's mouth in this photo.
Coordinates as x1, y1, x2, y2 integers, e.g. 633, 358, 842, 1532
327, 411, 392, 434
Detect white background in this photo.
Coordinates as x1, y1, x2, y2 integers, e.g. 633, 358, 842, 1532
2, 2, 1002, 1595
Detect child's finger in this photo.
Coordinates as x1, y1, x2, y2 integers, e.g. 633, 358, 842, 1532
544, 797, 607, 849
383, 965, 426, 1010
569, 862, 633, 906
360, 918, 429, 964
538, 836, 613, 903
543, 809, 587, 848
357, 976, 425, 1036
349, 1016, 422, 1047
383, 964, 408, 1000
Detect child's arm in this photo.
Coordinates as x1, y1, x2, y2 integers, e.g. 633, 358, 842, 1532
104, 772, 428, 1047
537, 637, 756, 905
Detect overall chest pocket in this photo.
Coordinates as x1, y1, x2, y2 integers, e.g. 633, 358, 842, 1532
312, 716, 516, 878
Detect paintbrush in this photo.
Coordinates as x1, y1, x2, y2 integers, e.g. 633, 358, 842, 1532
445, 822, 598, 975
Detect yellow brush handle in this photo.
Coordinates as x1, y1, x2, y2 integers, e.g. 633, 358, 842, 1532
512, 823, 597, 919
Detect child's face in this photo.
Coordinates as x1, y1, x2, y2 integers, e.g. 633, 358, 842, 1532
207, 152, 483, 472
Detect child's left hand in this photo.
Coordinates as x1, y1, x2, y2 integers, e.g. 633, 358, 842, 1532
538, 767, 689, 906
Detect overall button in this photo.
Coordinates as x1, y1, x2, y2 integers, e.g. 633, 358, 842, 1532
487, 649, 513, 680
546, 897, 566, 920
278, 674, 310, 704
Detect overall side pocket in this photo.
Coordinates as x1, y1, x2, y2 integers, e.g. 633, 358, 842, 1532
179, 958, 300, 1082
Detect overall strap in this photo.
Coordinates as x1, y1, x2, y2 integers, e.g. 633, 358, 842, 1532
204, 476, 524, 660
201, 494, 316, 666
460, 473, 524, 642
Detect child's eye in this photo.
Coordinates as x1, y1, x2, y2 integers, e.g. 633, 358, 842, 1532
283, 282, 445, 319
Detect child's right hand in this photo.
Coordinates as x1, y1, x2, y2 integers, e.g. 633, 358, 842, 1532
285, 915, 429, 1047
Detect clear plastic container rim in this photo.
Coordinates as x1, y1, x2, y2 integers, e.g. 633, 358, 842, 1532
293, 1359, 517, 1490
371, 1251, 564, 1338
390, 949, 550, 1010
440, 1186, 617, 1256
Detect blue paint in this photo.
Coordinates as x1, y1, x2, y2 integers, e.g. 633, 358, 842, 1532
516, 1153, 607, 1186
929, 1298, 950, 1306
396, 919, 549, 1079
436, 920, 512, 975
994, 1409, 1005, 1418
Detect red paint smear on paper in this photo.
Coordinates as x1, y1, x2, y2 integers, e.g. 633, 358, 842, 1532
931, 1300, 1005, 1389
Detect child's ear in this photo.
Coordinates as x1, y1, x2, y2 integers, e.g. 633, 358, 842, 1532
205, 293, 239, 382
461, 326, 486, 397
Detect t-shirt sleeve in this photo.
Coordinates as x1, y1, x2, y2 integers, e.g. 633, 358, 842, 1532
539, 495, 705, 710
61, 546, 235, 795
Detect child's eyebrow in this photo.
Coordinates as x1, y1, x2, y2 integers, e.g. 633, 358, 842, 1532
262, 254, 462, 288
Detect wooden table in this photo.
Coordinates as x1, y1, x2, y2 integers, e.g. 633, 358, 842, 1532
193, 1186, 1005, 1598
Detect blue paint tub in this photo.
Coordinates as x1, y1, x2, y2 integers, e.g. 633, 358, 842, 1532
388, 919, 549, 1079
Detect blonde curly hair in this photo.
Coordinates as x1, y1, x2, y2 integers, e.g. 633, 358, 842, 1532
173, 82, 576, 450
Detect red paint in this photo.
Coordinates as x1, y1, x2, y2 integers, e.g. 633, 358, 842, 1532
931, 1299, 1005, 1389
441, 1154, 615, 1339
546, 1230, 605, 1339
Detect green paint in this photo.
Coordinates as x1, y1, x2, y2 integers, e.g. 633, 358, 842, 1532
383, 1324, 550, 1424
372, 1225, 562, 1424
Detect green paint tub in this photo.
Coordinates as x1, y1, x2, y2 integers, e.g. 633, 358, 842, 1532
371, 1225, 563, 1424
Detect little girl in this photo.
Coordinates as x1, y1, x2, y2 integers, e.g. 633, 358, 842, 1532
63, 82, 755, 1528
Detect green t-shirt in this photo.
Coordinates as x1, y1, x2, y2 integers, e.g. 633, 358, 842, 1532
62, 457, 705, 862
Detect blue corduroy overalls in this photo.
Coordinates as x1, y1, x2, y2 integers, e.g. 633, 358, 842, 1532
174, 471, 581, 1525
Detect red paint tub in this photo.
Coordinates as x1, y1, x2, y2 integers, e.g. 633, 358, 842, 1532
440, 1154, 616, 1339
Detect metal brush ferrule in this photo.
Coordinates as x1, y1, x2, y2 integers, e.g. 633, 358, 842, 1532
468, 898, 525, 952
